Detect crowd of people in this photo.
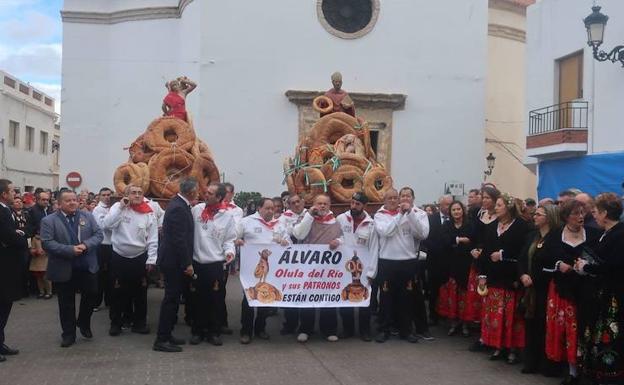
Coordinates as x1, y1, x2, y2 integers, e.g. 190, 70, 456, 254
0, 177, 622, 385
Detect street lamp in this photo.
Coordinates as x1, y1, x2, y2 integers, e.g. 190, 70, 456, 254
584, 5, 624, 67
483, 152, 496, 180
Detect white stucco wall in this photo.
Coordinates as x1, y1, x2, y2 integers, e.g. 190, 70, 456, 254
527, 0, 624, 155
0, 71, 60, 191
61, 0, 487, 203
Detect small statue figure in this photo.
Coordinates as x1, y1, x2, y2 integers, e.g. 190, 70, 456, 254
162, 76, 196, 122
314, 72, 355, 118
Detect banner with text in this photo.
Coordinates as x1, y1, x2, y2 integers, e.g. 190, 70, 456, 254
240, 243, 372, 308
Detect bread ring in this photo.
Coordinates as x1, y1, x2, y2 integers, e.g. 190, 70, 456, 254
128, 134, 155, 163
148, 148, 195, 198
294, 167, 327, 204
113, 162, 150, 195
191, 153, 221, 191
363, 167, 393, 202
337, 153, 369, 171
329, 164, 364, 203
307, 145, 335, 166
308, 112, 358, 147
312, 95, 333, 115
144, 116, 196, 152
191, 139, 214, 160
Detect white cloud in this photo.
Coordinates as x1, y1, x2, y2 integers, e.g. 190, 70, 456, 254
31, 82, 61, 114
0, 11, 60, 45
0, 43, 62, 80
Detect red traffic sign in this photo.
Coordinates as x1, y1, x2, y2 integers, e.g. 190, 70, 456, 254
66, 172, 82, 188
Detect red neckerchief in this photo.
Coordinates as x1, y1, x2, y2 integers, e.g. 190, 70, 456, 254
380, 208, 399, 216
201, 203, 221, 222
255, 216, 279, 230
129, 202, 153, 214
314, 212, 335, 223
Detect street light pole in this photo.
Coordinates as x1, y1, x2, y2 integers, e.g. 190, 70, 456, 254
584, 5, 624, 67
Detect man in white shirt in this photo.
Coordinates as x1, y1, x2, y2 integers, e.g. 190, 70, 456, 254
292, 193, 343, 343
92, 187, 113, 311
103, 185, 158, 336
278, 193, 307, 335
336, 192, 377, 342
189, 182, 236, 346
374, 187, 429, 343
236, 198, 289, 344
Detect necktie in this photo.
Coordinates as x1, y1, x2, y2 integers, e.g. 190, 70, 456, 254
68, 214, 75, 227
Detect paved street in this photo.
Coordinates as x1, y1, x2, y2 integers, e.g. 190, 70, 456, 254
2, 280, 559, 385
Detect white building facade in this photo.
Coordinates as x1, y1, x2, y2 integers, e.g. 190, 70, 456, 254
526, 0, 624, 199
61, 0, 488, 202
0, 70, 60, 192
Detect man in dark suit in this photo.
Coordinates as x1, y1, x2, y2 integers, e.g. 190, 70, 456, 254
423, 194, 453, 327
153, 177, 198, 352
0, 179, 29, 362
41, 190, 103, 347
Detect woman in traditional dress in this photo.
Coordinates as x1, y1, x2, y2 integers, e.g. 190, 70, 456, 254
518, 203, 561, 376
437, 201, 477, 337
575, 193, 624, 385
478, 194, 529, 364
544, 200, 600, 384
468, 186, 500, 352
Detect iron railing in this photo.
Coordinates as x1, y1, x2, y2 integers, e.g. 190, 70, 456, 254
528, 101, 588, 135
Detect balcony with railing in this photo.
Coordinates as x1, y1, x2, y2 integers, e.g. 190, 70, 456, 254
526, 101, 588, 159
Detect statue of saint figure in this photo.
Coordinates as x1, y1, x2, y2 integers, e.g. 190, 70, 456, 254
321, 72, 355, 117
162, 76, 196, 122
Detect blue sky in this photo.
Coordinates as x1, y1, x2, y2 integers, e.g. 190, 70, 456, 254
0, 0, 63, 111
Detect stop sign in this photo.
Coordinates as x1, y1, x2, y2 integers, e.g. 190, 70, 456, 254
66, 171, 82, 188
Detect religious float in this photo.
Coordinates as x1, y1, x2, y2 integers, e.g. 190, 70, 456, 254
283, 72, 393, 206
112, 76, 220, 199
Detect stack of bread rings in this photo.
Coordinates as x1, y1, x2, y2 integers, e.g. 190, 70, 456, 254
283, 110, 393, 204
114, 116, 220, 199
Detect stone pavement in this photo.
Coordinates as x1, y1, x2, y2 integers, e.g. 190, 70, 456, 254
2, 280, 560, 385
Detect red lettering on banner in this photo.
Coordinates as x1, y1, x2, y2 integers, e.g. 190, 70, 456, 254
327, 269, 343, 278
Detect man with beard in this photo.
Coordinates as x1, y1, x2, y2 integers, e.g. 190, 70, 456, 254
189, 182, 236, 346
336, 192, 377, 341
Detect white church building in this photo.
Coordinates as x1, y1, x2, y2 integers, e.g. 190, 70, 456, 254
60, 0, 488, 202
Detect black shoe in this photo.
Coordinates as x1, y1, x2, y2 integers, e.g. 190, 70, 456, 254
402, 334, 419, 343
79, 327, 93, 339
468, 340, 487, 352
109, 325, 122, 336
389, 327, 399, 336
206, 335, 223, 346
153, 340, 182, 353
220, 327, 233, 335
489, 350, 502, 361
169, 336, 186, 345
61, 336, 76, 348
0, 355, 5, 363
360, 332, 372, 342
189, 334, 203, 345
256, 331, 270, 340
131, 325, 151, 335
0, 344, 19, 355
507, 352, 519, 365
240, 334, 251, 344
375, 332, 389, 343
